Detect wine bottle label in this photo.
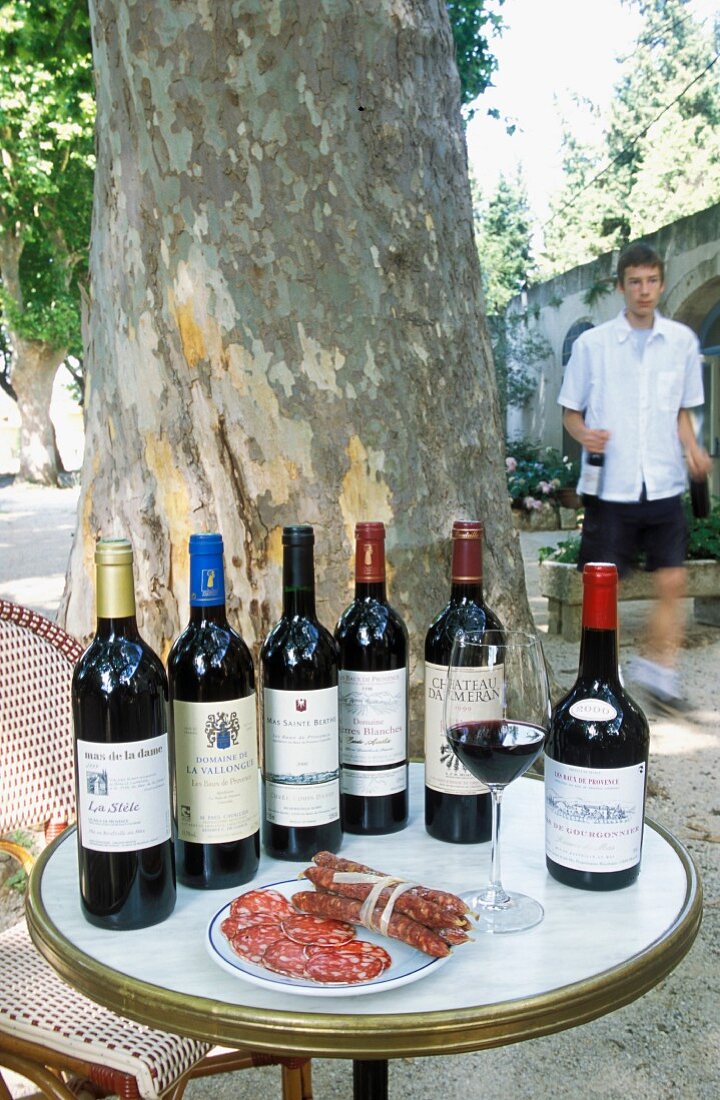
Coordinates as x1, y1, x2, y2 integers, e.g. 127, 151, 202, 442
263, 685, 340, 826
424, 661, 504, 795
339, 667, 407, 766
173, 696, 259, 843
76, 733, 172, 852
341, 763, 407, 796
545, 756, 646, 872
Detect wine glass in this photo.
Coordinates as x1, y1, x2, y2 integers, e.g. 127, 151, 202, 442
443, 629, 550, 934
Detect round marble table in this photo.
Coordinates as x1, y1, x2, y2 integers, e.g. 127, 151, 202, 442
26, 768, 702, 1099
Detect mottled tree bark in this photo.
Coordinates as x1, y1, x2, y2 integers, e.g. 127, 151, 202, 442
62, 0, 532, 751
0, 230, 64, 484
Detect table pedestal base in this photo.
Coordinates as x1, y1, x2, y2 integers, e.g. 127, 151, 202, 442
353, 1058, 388, 1100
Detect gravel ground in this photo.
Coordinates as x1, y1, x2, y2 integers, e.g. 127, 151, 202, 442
1, 483, 718, 1099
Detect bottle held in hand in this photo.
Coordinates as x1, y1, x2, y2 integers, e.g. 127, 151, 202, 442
690, 475, 710, 519
424, 520, 504, 843
72, 538, 176, 929
545, 563, 650, 890
335, 522, 409, 835
260, 525, 342, 860
167, 533, 259, 889
583, 452, 605, 498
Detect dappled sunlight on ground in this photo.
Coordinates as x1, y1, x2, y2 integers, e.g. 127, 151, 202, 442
648, 720, 718, 756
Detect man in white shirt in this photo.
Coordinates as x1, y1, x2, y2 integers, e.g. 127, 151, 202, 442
558, 242, 711, 706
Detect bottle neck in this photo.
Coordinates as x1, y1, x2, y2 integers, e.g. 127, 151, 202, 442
189, 603, 228, 626
578, 627, 620, 683
354, 530, 386, 601
96, 561, 136, 625
578, 569, 619, 683
449, 581, 484, 604
354, 580, 387, 602
283, 544, 316, 618
450, 535, 484, 603
95, 615, 141, 640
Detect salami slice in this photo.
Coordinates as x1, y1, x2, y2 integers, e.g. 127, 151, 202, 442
281, 913, 356, 947
221, 913, 272, 939
228, 922, 287, 964
229, 889, 293, 919
329, 939, 392, 972
261, 939, 311, 979
305, 950, 385, 985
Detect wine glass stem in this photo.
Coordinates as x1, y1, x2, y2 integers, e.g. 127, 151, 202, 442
486, 786, 510, 906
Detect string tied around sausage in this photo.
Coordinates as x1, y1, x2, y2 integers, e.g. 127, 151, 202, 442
332, 872, 420, 935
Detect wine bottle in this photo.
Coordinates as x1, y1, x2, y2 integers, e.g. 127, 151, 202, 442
583, 452, 605, 498
545, 562, 650, 890
335, 522, 409, 835
72, 538, 176, 930
690, 475, 710, 519
424, 520, 504, 843
167, 533, 259, 889
260, 524, 342, 860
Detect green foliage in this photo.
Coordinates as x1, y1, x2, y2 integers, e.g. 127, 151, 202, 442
685, 496, 720, 560
505, 441, 579, 509
490, 309, 551, 413
471, 170, 546, 412
538, 535, 582, 564
474, 172, 534, 313
447, 0, 505, 115
0, 0, 94, 354
541, 0, 720, 275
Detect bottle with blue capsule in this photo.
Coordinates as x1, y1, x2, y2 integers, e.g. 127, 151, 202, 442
167, 533, 260, 888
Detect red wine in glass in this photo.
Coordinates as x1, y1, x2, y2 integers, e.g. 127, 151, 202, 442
444, 629, 550, 934
447, 720, 545, 787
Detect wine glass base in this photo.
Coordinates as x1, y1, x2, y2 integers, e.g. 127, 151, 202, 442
460, 889, 544, 934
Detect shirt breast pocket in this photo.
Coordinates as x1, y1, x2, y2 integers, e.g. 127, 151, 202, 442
656, 371, 682, 412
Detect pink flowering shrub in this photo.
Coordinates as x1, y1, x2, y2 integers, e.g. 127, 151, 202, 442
505, 442, 579, 508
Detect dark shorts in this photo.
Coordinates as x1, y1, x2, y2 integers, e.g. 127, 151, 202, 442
578, 494, 688, 579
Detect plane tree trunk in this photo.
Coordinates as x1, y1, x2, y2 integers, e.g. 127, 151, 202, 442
62, 0, 532, 750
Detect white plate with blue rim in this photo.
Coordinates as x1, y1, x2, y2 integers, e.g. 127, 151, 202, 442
206, 879, 453, 998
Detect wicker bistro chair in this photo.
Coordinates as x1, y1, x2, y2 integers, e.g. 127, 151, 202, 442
0, 600, 312, 1100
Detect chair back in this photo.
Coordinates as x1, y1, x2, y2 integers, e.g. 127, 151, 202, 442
0, 601, 83, 835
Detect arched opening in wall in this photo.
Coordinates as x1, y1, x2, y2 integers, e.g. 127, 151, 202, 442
560, 321, 594, 465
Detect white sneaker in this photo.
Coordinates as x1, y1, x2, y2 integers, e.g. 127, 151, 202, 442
626, 657, 686, 712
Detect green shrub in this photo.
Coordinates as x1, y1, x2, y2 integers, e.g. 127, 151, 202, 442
538, 535, 582, 564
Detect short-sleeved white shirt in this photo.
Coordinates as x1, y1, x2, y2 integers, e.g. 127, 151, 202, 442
558, 310, 704, 502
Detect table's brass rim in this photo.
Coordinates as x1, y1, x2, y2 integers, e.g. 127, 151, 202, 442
26, 819, 702, 1059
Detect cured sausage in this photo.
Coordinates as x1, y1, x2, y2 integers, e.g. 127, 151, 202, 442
291, 889, 451, 958
281, 912, 356, 947
312, 852, 468, 916
303, 865, 470, 931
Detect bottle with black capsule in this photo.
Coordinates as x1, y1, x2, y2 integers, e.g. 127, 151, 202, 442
335, 521, 409, 834
545, 562, 650, 890
260, 525, 342, 860
167, 532, 259, 889
424, 520, 504, 843
583, 452, 605, 499
72, 538, 176, 929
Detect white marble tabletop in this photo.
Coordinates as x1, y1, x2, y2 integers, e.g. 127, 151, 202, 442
27, 766, 701, 1059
